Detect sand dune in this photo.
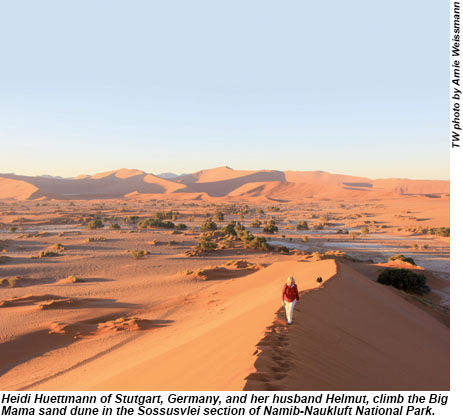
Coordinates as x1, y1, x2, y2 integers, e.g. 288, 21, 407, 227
0, 177, 39, 200
29, 258, 448, 390
0, 167, 449, 201
245, 262, 449, 390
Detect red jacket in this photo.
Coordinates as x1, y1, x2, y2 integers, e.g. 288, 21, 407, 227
282, 284, 299, 302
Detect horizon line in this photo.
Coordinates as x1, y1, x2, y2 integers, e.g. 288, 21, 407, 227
0, 166, 450, 182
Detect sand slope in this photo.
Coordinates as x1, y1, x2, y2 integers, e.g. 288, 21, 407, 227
0, 167, 449, 201
245, 262, 449, 390
30, 258, 449, 390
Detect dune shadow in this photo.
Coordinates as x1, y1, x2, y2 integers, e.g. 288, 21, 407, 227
0, 329, 74, 376
243, 288, 321, 391
244, 307, 291, 391
0, 317, 174, 377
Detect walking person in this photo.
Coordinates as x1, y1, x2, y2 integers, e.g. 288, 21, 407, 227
282, 276, 299, 325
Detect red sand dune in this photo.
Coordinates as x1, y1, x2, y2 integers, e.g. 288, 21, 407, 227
0, 167, 449, 201
34, 259, 448, 390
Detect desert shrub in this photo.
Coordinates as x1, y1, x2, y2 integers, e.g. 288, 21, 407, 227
138, 218, 175, 229
267, 206, 280, 211
175, 223, 187, 230
87, 236, 106, 242
412, 243, 419, 250
195, 236, 218, 252
214, 210, 224, 221
422, 244, 429, 250
152, 239, 158, 246
262, 219, 278, 234
124, 216, 139, 224
110, 223, 121, 229
429, 227, 450, 237
38, 251, 60, 258
296, 221, 309, 230
66, 275, 85, 283
221, 221, 244, 237
151, 211, 178, 221
251, 220, 262, 228
168, 240, 178, 246
377, 268, 429, 294
388, 254, 416, 265
277, 246, 290, 254
130, 250, 149, 259
246, 236, 270, 251
301, 236, 308, 243
361, 226, 369, 235
87, 219, 104, 230
312, 223, 324, 231
220, 238, 234, 248
200, 218, 218, 232
9, 227, 17, 233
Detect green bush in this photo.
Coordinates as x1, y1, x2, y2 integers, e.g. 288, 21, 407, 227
87, 219, 104, 230
214, 210, 224, 221
152, 211, 178, 221
429, 227, 450, 237
110, 223, 121, 229
175, 223, 187, 230
138, 218, 175, 229
246, 236, 270, 251
263, 219, 278, 234
377, 268, 429, 294
200, 218, 218, 232
277, 246, 290, 254
221, 221, 244, 236
296, 221, 309, 230
195, 236, 218, 252
388, 254, 416, 265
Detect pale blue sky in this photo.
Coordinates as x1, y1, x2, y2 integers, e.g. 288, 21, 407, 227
0, 0, 448, 179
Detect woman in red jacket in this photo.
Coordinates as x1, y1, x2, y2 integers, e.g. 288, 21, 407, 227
282, 276, 299, 324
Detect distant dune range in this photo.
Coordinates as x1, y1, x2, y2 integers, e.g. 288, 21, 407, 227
0, 167, 449, 201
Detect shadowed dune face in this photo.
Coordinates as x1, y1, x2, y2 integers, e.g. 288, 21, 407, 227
244, 261, 449, 391
0, 171, 182, 199
0, 167, 450, 201
174, 171, 287, 197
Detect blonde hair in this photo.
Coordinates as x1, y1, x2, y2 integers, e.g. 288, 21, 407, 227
286, 276, 295, 286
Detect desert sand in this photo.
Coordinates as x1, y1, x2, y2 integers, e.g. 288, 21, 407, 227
0, 167, 450, 390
